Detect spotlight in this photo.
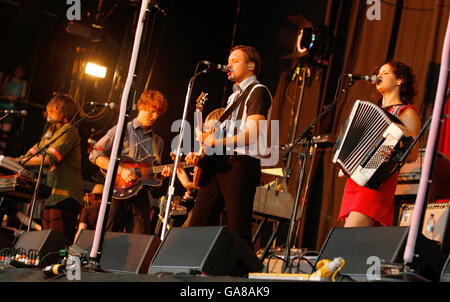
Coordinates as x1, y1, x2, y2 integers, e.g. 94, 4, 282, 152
294, 25, 331, 62
85, 62, 107, 78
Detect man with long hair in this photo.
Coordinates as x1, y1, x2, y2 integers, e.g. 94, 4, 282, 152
17, 93, 83, 241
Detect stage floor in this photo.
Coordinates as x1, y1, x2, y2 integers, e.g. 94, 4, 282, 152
0, 264, 447, 301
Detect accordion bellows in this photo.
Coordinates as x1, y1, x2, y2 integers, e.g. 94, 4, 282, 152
333, 100, 409, 189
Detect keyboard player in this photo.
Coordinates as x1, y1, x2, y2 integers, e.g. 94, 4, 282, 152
13, 93, 83, 242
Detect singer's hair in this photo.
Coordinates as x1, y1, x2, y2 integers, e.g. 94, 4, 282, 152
230, 45, 261, 77
374, 61, 417, 105
137, 89, 168, 114
46, 93, 79, 123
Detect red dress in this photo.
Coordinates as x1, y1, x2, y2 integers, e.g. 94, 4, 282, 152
338, 104, 418, 226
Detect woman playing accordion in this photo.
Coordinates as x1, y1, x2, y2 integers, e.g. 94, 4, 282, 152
338, 61, 421, 227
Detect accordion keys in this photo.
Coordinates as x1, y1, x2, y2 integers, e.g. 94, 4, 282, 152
333, 100, 410, 188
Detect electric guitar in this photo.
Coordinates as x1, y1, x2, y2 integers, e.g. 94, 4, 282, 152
101, 155, 193, 200
191, 92, 212, 187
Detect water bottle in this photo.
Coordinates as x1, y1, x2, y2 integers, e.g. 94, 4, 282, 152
425, 214, 435, 239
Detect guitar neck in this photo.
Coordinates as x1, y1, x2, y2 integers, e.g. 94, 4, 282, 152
152, 162, 192, 173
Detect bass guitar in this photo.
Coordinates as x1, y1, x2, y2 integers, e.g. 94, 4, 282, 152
101, 155, 193, 200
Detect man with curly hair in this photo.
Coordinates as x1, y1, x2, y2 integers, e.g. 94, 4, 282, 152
89, 89, 171, 234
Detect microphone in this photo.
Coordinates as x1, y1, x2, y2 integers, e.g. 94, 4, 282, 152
87, 102, 116, 109
0, 110, 27, 115
343, 73, 378, 84
201, 61, 229, 73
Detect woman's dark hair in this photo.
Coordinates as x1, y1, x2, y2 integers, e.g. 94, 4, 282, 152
375, 60, 418, 105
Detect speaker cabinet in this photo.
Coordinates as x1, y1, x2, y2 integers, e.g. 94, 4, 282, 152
14, 229, 69, 258
318, 226, 444, 281
399, 202, 450, 257
74, 230, 161, 274
149, 226, 263, 277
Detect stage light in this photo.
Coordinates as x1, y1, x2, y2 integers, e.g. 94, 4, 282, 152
294, 25, 331, 62
85, 62, 107, 78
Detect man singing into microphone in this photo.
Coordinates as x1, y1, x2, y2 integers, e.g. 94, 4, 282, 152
185, 45, 272, 249
16, 93, 83, 242
89, 89, 171, 234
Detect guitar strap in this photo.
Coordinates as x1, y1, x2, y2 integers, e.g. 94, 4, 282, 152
218, 82, 259, 124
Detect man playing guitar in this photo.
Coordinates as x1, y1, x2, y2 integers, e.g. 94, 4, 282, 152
89, 89, 171, 234
185, 45, 272, 249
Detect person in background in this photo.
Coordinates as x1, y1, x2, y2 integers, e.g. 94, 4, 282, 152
0, 64, 28, 154
175, 107, 225, 227
73, 184, 103, 243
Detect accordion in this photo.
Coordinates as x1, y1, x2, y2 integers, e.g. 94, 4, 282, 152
333, 100, 411, 189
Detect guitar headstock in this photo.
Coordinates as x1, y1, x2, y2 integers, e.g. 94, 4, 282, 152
195, 92, 209, 112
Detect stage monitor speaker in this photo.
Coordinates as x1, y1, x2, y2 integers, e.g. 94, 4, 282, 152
74, 230, 161, 274
318, 226, 444, 281
14, 229, 69, 258
148, 226, 263, 277
441, 255, 450, 282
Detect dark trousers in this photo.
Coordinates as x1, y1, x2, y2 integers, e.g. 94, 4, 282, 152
188, 155, 261, 248
105, 189, 156, 234
42, 198, 81, 242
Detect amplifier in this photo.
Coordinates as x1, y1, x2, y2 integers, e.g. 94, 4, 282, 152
399, 201, 450, 256
253, 187, 298, 220
395, 149, 423, 196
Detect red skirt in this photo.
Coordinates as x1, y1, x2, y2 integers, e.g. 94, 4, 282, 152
338, 172, 398, 226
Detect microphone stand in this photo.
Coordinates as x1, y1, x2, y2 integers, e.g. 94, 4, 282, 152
19, 107, 99, 232
403, 14, 449, 269
87, 0, 152, 270
281, 76, 350, 273
393, 113, 432, 166
0, 113, 10, 122
161, 67, 209, 240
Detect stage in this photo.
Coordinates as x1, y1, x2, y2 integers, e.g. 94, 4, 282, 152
0, 264, 448, 302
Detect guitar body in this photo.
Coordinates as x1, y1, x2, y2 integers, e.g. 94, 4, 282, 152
103, 155, 162, 200
103, 155, 193, 200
